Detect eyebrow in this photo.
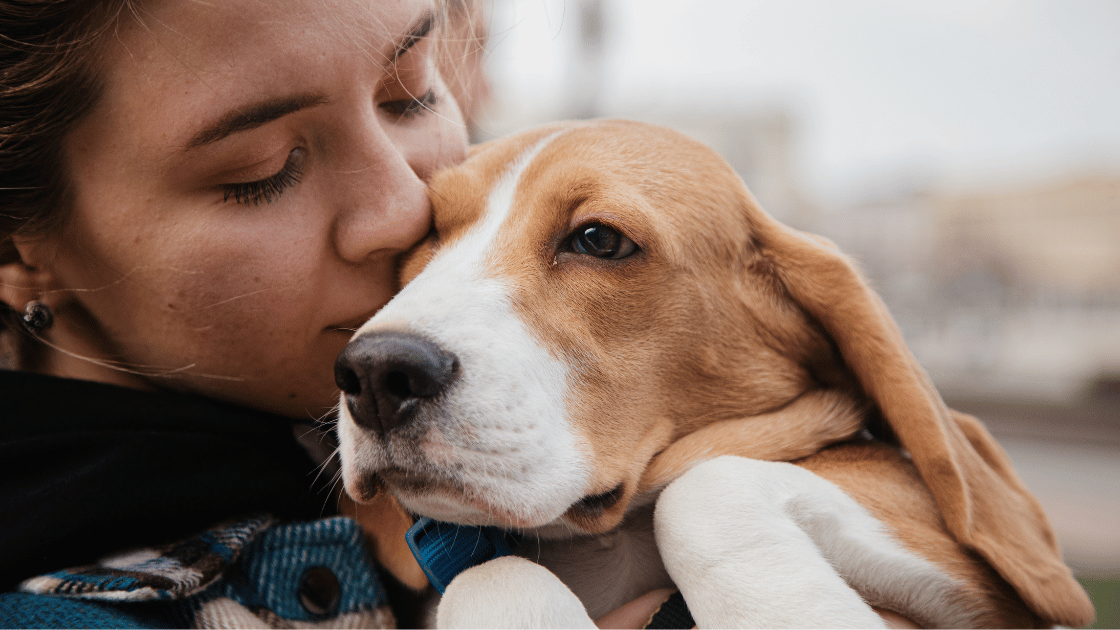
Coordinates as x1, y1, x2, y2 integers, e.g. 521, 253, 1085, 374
184, 12, 436, 151
394, 13, 435, 62
185, 93, 328, 150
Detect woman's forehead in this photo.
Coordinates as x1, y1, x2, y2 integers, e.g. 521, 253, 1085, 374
80, 0, 436, 158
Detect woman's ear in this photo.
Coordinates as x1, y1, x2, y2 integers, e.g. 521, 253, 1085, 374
0, 236, 59, 313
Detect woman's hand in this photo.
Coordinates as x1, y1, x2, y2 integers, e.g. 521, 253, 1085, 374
594, 588, 677, 628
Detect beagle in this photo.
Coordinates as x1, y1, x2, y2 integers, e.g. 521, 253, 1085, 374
334, 120, 1093, 628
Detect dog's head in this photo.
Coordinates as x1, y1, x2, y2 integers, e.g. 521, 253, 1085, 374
336, 120, 1091, 626
336, 120, 848, 533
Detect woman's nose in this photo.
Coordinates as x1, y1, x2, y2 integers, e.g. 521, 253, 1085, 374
331, 126, 432, 264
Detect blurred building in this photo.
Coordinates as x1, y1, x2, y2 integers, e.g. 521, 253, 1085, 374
817, 175, 1120, 401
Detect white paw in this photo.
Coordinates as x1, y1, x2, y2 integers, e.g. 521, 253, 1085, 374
437, 556, 597, 629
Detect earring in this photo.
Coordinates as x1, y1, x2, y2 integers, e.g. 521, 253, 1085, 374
21, 300, 53, 334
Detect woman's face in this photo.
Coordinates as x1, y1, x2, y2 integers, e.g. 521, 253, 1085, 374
41, 0, 466, 417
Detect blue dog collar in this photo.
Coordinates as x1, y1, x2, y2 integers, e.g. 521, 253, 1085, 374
405, 517, 524, 594
405, 517, 695, 629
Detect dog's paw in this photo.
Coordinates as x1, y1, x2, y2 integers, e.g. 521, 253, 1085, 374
655, 456, 887, 628
437, 556, 597, 629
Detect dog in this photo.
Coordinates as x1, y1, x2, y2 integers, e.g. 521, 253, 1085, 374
334, 120, 1093, 628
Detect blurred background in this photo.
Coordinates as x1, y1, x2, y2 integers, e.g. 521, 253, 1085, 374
459, 0, 1120, 625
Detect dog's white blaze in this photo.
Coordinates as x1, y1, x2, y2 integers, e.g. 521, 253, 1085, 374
446, 130, 567, 272
344, 131, 591, 527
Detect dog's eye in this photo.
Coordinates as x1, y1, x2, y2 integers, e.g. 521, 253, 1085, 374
571, 223, 637, 259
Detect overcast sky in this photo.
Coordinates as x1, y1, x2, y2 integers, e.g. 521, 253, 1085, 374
482, 0, 1120, 200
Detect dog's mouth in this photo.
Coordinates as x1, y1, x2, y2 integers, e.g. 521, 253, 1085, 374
370, 468, 544, 528
348, 466, 448, 506
562, 483, 628, 532
365, 465, 631, 533
574, 484, 625, 513
374, 467, 439, 496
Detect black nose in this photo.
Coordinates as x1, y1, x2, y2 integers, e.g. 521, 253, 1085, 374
335, 332, 458, 436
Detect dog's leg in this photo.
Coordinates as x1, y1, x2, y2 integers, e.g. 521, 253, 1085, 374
436, 556, 597, 629
655, 456, 951, 628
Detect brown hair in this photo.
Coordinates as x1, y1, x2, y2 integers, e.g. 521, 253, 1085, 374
1, 0, 132, 365
438, 0, 490, 135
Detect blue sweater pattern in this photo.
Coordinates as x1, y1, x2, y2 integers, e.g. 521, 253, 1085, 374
0, 516, 394, 628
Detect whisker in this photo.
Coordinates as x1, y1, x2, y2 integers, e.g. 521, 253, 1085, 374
311, 445, 343, 489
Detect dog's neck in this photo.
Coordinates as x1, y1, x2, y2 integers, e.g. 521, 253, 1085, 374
516, 501, 673, 619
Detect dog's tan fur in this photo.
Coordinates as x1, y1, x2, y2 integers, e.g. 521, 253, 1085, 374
353, 120, 1093, 627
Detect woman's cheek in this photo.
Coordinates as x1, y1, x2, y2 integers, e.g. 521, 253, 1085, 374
141, 240, 306, 358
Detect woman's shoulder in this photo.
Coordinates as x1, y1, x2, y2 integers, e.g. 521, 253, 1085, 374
3, 516, 397, 629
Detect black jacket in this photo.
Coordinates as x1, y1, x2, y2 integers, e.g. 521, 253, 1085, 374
0, 370, 332, 592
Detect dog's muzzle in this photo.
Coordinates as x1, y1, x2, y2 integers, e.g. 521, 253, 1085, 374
335, 331, 459, 436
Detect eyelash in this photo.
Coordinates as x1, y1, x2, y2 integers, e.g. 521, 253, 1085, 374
381, 88, 439, 119
221, 148, 304, 206
217, 89, 437, 207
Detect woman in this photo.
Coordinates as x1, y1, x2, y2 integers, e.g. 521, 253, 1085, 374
0, 0, 472, 623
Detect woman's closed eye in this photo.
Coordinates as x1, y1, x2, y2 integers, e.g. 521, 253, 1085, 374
380, 88, 439, 119
220, 147, 305, 206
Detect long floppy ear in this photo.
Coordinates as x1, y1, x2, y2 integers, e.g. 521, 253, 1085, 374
754, 216, 1094, 627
